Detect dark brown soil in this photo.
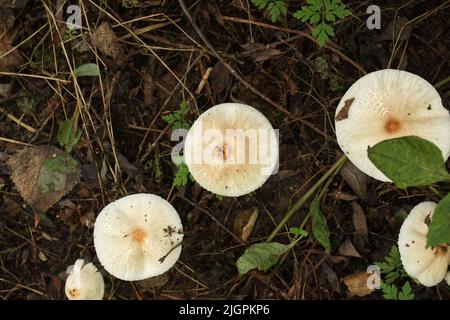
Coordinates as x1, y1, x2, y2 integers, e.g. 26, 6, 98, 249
0, 0, 449, 300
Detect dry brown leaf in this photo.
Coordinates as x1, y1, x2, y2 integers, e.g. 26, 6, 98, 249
0, 35, 23, 71
91, 22, 123, 62
338, 237, 362, 258
380, 17, 413, 42
340, 161, 367, 200
321, 263, 340, 293
209, 61, 231, 98
241, 42, 283, 62
233, 207, 259, 242
343, 272, 375, 297
136, 273, 169, 291
0, 0, 29, 7
330, 191, 358, 201
351, 201, 368, 242
8, 145, 80, 213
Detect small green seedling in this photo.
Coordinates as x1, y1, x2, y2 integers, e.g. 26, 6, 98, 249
375, 245, 415, 300
58, 118, 82, 153
162, 100, 191, 130
294, 0, 351, 47
173, 161, 194, 187
251, 0, 288, 22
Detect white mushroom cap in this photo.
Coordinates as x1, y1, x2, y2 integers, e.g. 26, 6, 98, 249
65, 259, 104, 300
184, 103, 279, 197
446, 272, 450, 286
335, 69, 450, 181
398, 202, 450, 287
94, 193, 183, 281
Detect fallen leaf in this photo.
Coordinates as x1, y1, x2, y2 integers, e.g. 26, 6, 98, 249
330, 191, 358, 201
209, 61, 231, 99
136, 273, 169, 291
321, 263, 340, 293
0, 35, 23, 71
233, 208, 259, 242
241, 42, 283, 62
380, 17, 413, 42
8, 145, 81, 212
351, 201, 368, 242
340, 161, 367, 200
338, 237, 362, 258
343, 272, 375, 297
91, 22, 123, 62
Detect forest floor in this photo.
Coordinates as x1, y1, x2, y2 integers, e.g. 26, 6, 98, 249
0, 0, 449, 300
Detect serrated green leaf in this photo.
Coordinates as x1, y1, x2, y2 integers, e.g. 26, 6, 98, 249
57, 118, 82, 153
74, 63, 100, 77
173, 162, 194, 187
310, 195, 331, 253
427, 193, 450, 246
381, 283, 398, 300
236, 242, 289, 275
368, 136, 450, 188
38, 165, 67, 193
289, 227, 309, 237
44, 154, 79, 174
398, 281, 415, 300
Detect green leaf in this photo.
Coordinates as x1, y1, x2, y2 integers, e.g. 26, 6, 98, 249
173, 162, 194, 187
368, 136, 450, 188
236, 242, 289, 275
44, 154, 79, 174
74, 63, 100, 77
38, 166, 67, 193
427, 193, 450, 246
398, 281, 415, 300
289, 227, 309, 237
310, 196, 331, 253
57, 118, 82, 152
381, 283, 398, 300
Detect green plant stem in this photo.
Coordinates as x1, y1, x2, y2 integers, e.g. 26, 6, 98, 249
266, 154, 347, 242
434, 75, 450, 89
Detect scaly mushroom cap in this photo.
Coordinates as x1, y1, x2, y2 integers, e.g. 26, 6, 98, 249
398, 202, 450, 287
184, 103, 279, 197
65, 259, 104, 300
94, 193, 183, 281
335, 69, 450, 181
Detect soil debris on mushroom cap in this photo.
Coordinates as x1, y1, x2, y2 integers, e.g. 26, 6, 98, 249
335, 98, 355, 121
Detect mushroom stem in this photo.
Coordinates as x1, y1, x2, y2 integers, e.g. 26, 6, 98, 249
267, 154, 347, 242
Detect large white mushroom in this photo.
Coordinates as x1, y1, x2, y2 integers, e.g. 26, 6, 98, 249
398, 202, 450, 287
184, 103, 279, 197
335, 69, 450, 181
65, 259, 104, 300
94, 193, 183, 281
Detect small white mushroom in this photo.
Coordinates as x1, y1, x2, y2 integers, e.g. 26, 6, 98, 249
398, 202, 450, 287
335, 69, 450, 181
94, 193, 183, 281
184, 103, 279, 197
65, 259, 104, 300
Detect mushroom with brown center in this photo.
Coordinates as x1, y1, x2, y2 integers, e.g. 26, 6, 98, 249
335, 69, 450, 181
93, 193, 183, 281
65, 259, 104, 300
398, 202, 450, 287
184, 103, 279, 197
